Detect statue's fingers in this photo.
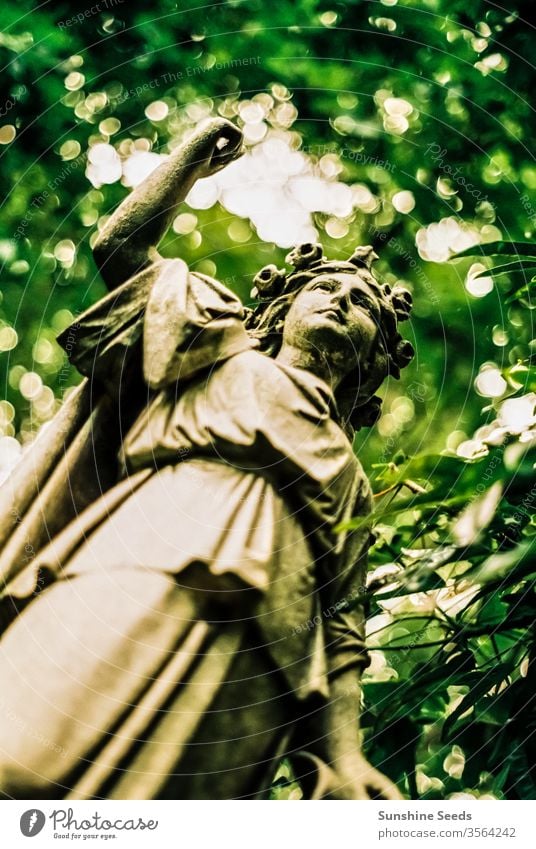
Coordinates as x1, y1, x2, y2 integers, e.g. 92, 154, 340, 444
209, 128, 244, 169
195, 117, 242, 150
183, 117, 242, 175
216, 120, 243, 147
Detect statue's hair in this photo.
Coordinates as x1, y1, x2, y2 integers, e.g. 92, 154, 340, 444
244, 243, 414, 433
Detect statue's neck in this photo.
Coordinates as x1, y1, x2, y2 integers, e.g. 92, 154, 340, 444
276, 344, 344, 393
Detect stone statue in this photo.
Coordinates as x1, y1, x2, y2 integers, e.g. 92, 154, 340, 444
0, 119, 414, 800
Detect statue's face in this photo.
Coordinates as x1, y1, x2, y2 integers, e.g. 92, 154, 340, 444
282, 272, 381, 374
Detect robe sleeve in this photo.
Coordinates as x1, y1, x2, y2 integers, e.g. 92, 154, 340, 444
57, 258, 253, 396
317, 479, 372, 678
321, 532, 372, 677
142, 262, 254, 389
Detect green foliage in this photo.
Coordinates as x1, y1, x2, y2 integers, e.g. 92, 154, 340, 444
359, 242, 535, 799
1, 0, 535, 799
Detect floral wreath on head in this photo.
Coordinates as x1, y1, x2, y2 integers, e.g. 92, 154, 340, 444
245, 242, 415, 433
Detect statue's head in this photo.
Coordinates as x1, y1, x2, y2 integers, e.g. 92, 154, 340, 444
245, 243, 414, 432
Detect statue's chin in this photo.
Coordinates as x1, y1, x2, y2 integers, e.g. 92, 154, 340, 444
301, 314, 349, 343
305, 320, 362, 361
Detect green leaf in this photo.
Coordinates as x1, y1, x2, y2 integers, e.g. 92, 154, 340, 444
400, 545, 460, 591
468, 540, 536, 585
452, 241, 536, 260
345, 451, 505, 532
442, 664, 512, 742
475, 694, 512, 727
504, 749, 536, 798
474, 260, 536, 278
452, 482, 503, 546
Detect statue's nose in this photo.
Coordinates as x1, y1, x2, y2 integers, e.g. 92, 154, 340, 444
331, 288, 350, 312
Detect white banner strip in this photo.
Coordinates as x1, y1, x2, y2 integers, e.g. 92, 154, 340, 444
2, 800, 534, 848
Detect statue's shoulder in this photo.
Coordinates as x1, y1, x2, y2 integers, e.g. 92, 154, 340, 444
219, 347, 283, 379
214, 348, 307, 416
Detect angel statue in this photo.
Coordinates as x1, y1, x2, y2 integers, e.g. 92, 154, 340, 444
0, 118, 414, 800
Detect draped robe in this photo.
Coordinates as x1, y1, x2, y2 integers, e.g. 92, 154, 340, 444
0, 260, 371, 799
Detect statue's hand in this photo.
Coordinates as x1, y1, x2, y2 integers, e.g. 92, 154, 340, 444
186, 117, 244, 179
328, 755, 404, 800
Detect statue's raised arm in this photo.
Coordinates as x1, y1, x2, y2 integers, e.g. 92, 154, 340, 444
93, 118, 243, 289
0, 120, 245, 590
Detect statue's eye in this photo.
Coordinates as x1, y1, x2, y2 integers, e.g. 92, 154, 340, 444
350, 288, 372, 309
314, 281, 336, 292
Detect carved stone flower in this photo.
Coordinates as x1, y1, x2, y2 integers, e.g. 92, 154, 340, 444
348, 246, 379, 269
250, 264, 286, 299
285, 242, 324, 269
391, 287, 413, 321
